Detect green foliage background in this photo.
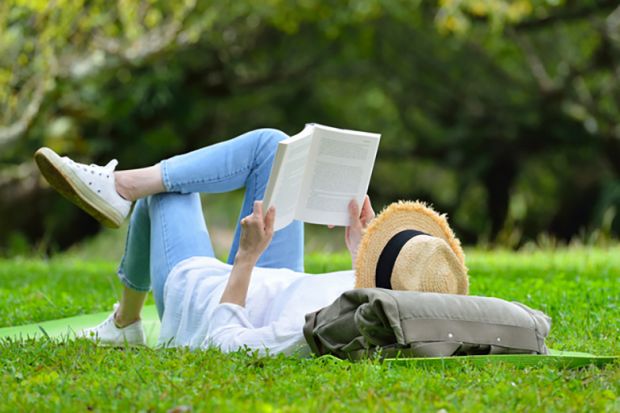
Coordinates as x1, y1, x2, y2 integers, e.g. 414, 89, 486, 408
1, 0, 619, 254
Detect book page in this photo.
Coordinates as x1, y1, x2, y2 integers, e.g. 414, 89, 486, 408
295, 125, 380, 227
263, 126, 313, 231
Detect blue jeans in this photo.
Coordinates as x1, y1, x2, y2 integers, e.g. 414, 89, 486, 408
117, 129, 304, 318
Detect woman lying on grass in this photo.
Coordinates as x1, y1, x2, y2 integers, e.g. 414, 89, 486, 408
34, 128, 468, 355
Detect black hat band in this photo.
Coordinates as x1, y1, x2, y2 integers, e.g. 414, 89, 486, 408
375, 229, 429, 289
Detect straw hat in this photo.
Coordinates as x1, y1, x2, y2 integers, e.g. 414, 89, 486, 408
354, 201, 469, 294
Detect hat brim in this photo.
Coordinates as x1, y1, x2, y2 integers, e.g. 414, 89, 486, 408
354, 200, 468, 293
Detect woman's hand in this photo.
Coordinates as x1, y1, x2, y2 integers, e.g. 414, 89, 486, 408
345, 195, 375, 263
237, 201, 275, 262
221, 201, 275, 307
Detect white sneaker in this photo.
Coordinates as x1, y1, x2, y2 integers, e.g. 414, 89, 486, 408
77, 304, 146, 346
34, 147, 132, 228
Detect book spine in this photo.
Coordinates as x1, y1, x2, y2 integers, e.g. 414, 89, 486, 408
262, 142, 287, 214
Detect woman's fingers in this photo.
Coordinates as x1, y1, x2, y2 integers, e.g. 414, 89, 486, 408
238, 201, 275, 259
243, 201, 275, 234
241, 215, 250, 226
361, 195, 375, 224
253, 200, 263, 217
348, 200, 362, 229
362, 195, 373, 216
264, 207, 276, 234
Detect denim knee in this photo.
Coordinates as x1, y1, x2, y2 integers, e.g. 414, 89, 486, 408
255, 128, 288, 158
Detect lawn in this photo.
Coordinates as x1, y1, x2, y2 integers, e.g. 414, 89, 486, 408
0, 248, 618, 412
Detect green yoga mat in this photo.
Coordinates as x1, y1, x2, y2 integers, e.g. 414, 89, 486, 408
0, 305, 162, 347
383, 350, 617, 369
0, 305, 617, 368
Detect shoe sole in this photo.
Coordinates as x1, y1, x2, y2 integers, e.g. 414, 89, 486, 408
34, 147, 124, 228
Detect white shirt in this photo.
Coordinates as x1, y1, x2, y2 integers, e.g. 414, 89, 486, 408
158, 256, 355, 356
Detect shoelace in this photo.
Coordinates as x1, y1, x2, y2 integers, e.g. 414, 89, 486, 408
94, 309, 120, 331
63, 157, 119, 173
62, 158, 120, 195
102, 316, 115, 327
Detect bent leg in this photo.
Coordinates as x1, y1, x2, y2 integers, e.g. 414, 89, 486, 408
118, 128, 303, 275
114, 199, 155, 326
147, 192, 215, 317
115, 129, 291, 201
117, 199, 152, 293
161, 128, 288, 194
117, 193, 215, 318
227, 133, 305, 272
161, 128, 304, 271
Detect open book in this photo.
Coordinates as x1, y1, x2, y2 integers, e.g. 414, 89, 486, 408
263, 123, 380, 231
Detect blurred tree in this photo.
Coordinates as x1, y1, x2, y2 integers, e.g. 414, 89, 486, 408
0, 0, 618, 254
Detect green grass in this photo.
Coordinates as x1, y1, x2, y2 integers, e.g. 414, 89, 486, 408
1, 248, 619, 412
